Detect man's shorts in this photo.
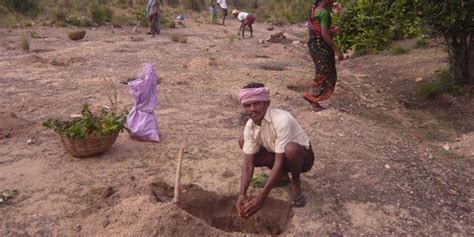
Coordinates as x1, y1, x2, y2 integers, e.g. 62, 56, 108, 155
222, 8, 228, 16
243, 15, 256, 26
253, 143, 315, 173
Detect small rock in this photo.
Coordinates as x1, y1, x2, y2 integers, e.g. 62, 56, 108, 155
447, 189, 459, 196
415, 77, 423, 82
258, 39, 265, 44
26, 138, 36, 145
102, 219, 110, 228
266, 26, 274, 31
10, 112, 17, 118
355, 74, 369, 79
102, 187, 115, 199
338, 133, 344, 137
385, 164, 391, 169
442, 144, 450, 151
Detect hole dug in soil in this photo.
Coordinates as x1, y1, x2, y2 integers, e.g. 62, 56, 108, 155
150, 182, 292, 235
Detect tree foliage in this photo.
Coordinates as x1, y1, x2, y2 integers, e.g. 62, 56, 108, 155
334, 0, 421, 53
415, 0, 473, 85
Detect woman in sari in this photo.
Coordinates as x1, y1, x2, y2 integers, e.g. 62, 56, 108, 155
146, 0, 160, 36
304, 0, 344, 111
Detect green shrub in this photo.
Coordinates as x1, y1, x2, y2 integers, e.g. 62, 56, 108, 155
111, 15, 128, 27
1, 0, 39, 16
134, 8, 148, 27
420, 71, 461, 98
0, 6, 16, 27
414, 38, 428, 48
161, 15, 176, 28
335, 0, 421, 52
391, 44, 408, 55
54, 10, 67, 22
88, 3, 113, 24
67, 16, 81, 26
352, 47, 370, 58
181, 0, 206, 12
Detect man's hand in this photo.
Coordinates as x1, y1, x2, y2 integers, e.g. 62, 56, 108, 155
243, 194, 265, 218
235, 194, 246, 217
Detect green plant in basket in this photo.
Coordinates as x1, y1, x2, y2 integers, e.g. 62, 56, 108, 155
43, 103, 128, 140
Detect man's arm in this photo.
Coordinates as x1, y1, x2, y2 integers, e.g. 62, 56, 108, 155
243, 153, 283, 217
239, 154, 255, 196
236, 153, 255, 217
240, 21, 247, 38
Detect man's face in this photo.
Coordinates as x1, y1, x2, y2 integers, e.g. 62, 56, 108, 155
242, 100, 270, 123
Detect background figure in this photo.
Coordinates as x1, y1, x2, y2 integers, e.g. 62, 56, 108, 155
209, 0, 217, 24
146, 0, 160, 36
217, 0, 228, 25
232, 9, 256, 38
304, 0, 343, 111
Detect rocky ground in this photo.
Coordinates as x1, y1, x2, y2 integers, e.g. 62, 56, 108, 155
0, 15, 473, 236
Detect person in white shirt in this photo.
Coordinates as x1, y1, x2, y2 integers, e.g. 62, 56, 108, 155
216, 0, 228, 25
236, 82, 315, 218
232, 9, 256, 38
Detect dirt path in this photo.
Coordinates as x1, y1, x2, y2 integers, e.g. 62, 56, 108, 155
0, 16, 472, 236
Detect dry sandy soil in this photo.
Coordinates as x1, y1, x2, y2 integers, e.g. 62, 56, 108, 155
0, 15, 473, 236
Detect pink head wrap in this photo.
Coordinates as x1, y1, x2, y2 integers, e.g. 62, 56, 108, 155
238, 87, 270, 105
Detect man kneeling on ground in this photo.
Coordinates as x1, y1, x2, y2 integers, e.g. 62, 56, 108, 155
236, 82, 315, 218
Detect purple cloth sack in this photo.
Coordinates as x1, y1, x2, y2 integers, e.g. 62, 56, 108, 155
126, 64, 160, 142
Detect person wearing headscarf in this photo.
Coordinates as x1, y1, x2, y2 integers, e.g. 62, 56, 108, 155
146, 0, 160, 36
235, 82, 315, 218
232, 9, 256, 38
304, 0, 344, 111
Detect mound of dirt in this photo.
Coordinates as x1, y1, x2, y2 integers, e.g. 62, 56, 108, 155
149, 182, 292, 235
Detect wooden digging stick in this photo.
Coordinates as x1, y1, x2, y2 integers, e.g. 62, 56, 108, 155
172, 147, 184, 204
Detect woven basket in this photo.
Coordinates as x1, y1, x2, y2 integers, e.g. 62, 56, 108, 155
58, 133, 119, 157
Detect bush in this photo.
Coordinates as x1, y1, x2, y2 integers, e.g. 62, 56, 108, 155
420, 71, 461, 98
1, 0, 39, 16
111, 15, 128, 27
88, 3, 113, 24
414, 38, 428, 48
335, 0, 421, 52
181, 0, 206, 12
134, 8, 148, 27
0, 6, 16, 27
391, 44, 408, 55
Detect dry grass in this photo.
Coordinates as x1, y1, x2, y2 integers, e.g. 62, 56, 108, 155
170, 33, 187, 44
20, 35, 30, 52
